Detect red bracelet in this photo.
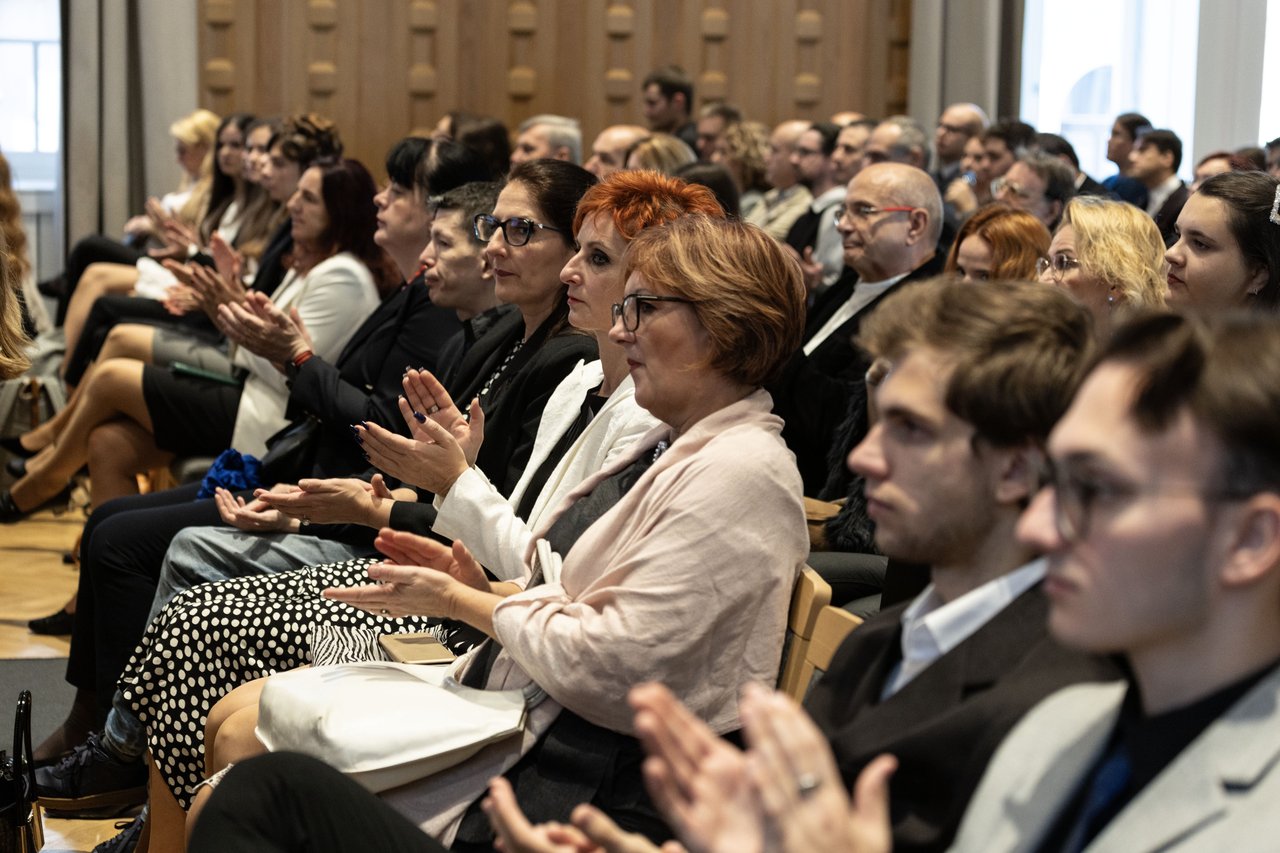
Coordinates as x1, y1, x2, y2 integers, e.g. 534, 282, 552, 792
292, 350, 315, 368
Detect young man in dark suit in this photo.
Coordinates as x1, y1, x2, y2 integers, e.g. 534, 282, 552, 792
1130, 129, 1188, 246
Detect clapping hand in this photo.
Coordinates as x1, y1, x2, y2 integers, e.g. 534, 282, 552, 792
212, 484, 301, 533
322, 530, 488, 619
356, 392, 481, 496
254, 474, 399, 528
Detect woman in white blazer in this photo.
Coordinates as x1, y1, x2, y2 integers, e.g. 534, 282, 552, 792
0, 158, 388, 519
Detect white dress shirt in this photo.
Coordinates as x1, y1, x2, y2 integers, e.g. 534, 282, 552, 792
880, 558, 1047, 700
809, 185, 848, 287
1146, 173, 1183, 216
803, 273, 907, 355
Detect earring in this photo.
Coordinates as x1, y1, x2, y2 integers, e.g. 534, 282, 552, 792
1106, 292, 1117, 305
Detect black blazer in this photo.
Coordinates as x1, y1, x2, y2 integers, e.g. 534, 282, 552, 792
285, 274, 461, 479
1153, 182, 1190, 247
390, 310, 598, 535
769, 252, 946, 493
804, 584, 1121, 853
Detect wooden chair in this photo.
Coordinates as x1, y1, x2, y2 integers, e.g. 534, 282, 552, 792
801, 605, 864, 697
777, 566, 831, 700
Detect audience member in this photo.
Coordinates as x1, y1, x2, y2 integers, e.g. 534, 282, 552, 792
672, 162, 739, 217
1235, 144, 1266, 172
1165, 170, 1280, 311
932, 102, 988, 187
831, 110, 867, 126
0, 231, 29, 379
830, 118, 877, 186
1130, 128, 1188, 246
862, 115, 928, 171
1034, 131, 1109, 196
744, 119, 814, 240
710, 120, 769, 219
771, 162, 944, 494
995, 152, 1075, 230
623, 133, 695, 175
508, 115, 581, 169
1267, 135, 1280, 178
640, 65, 697, 152
1038, 195, 1167, 325
1190, 149, 1235, 191
1102, 110, 1153, 206
942, 203, 1049, 282
783, 121, 846, 290
943, 133, 994, 216
982, 119, 1036, 180
693, 102, 743, 162
584, 124, 648, 179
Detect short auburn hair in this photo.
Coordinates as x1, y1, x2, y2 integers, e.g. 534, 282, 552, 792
944, 202, 1049, 280
859, 277, 1094, 448
624, 216, 805, 386
573, 170, 724, 241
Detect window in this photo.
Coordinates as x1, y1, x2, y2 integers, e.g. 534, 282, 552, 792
1020, 0, 1199, 181
0, 0, 61, 187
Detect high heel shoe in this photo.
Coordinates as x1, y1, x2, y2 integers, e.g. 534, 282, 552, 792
0, 482, 74, 524
0, 436, 38, 459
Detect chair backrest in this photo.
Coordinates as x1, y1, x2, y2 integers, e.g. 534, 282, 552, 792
799, 605, 864, 699
777, 566, 831, 700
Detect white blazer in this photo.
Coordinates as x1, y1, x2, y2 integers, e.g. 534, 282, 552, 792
229, 252, 378, 455
432, 359, 658, 583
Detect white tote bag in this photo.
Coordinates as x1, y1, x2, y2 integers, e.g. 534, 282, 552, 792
256, 661, 541, 793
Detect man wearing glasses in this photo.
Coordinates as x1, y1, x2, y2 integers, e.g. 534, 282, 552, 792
950, 310, 1280, 851
994, 153, 1076, 231
782, 121, 847, 293
770, 162, 945, 495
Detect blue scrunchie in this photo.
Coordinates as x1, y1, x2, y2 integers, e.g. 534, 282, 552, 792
196, 448, 263, 499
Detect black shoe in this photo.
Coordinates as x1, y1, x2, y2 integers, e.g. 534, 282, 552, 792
6, 455, 26, 478
0, 482, 74, 524
29, 608, 74, 636
93, 810, 147, 853
35, 732, 147, 815
0, 436, 36, 459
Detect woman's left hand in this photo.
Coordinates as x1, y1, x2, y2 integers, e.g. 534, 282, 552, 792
323, 534, 487, 619
254, 475, 397, 528
355, 396, 481, 496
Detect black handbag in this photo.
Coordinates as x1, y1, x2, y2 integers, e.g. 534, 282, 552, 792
259, 416, 322, 483
0, 691, 43, 853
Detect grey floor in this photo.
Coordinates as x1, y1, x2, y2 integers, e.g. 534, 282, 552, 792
0, 657, 75, 753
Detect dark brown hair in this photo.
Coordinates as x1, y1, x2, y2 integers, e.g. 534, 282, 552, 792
858, 277, 1094, 447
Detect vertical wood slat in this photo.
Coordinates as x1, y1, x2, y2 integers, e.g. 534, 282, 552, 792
198, 0, 911, 183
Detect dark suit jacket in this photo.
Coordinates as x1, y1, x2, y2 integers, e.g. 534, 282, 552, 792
804, 584, 1121, 853
1152, 182, 1189, 247
769, 252, 946, 493
285, 273, 460, 479
1076, 174, 1112, 198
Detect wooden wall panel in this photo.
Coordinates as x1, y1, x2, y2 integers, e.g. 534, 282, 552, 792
197, 0, 912, 180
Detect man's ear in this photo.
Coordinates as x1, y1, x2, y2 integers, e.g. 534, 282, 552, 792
1219, 493, 1280, 589
905, 209, 929, 245
992, 442, 1042, 507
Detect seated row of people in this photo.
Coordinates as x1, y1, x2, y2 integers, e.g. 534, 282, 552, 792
11, 103, 1280, 852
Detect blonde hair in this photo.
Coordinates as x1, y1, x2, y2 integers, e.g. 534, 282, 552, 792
0, 231, 30, 379
0, 151, 30, 283
715, 121, 770, 193
170, 109, 221, 226
1061, 196, 1167, 309
625, 133, 696, 175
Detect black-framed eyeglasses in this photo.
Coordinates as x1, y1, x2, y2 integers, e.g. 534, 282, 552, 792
473, 214, 566, 247
1036, 254, 1082, 281
1039, 457, 1253, 544
610, 293, 699, 332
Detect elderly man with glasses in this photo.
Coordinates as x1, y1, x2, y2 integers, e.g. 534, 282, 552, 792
994, 152, 1076, 231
